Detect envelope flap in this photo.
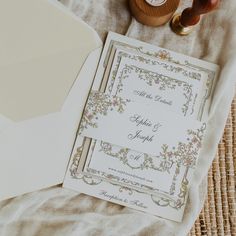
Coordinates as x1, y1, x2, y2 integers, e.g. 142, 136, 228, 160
0, 0, 102, 121
0, 47, 102, 201
0, 0, 101, 66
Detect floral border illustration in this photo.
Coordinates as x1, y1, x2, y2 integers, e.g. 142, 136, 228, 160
118, 50, 201, 80
106, 41, 216, 121
99, 122, 205, 170
70, 143, 187, 210
70, 123, 206, 210
115, 64, 194, 116
86, 166, 171, 196
107, 40, 215, 92
95, 123, 206, 194
107, 49, 201, 95
79, 91, 130, 134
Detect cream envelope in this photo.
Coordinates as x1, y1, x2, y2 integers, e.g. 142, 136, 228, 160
0, 0, 102, 201
0, 0, 101, 121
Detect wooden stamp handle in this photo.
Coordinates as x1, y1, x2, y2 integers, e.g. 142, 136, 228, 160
180, 0, 220, 27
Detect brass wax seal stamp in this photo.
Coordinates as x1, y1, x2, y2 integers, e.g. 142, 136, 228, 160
171, 0, 220, 36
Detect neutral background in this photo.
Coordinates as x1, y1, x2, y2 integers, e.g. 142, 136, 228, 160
0, 0, 235, 235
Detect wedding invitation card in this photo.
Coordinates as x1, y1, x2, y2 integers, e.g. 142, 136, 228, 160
63, 32, 219, 222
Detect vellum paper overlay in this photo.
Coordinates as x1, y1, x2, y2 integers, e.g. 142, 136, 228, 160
79, 91, 206, 158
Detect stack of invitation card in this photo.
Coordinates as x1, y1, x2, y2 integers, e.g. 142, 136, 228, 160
63, 32, 219, 222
